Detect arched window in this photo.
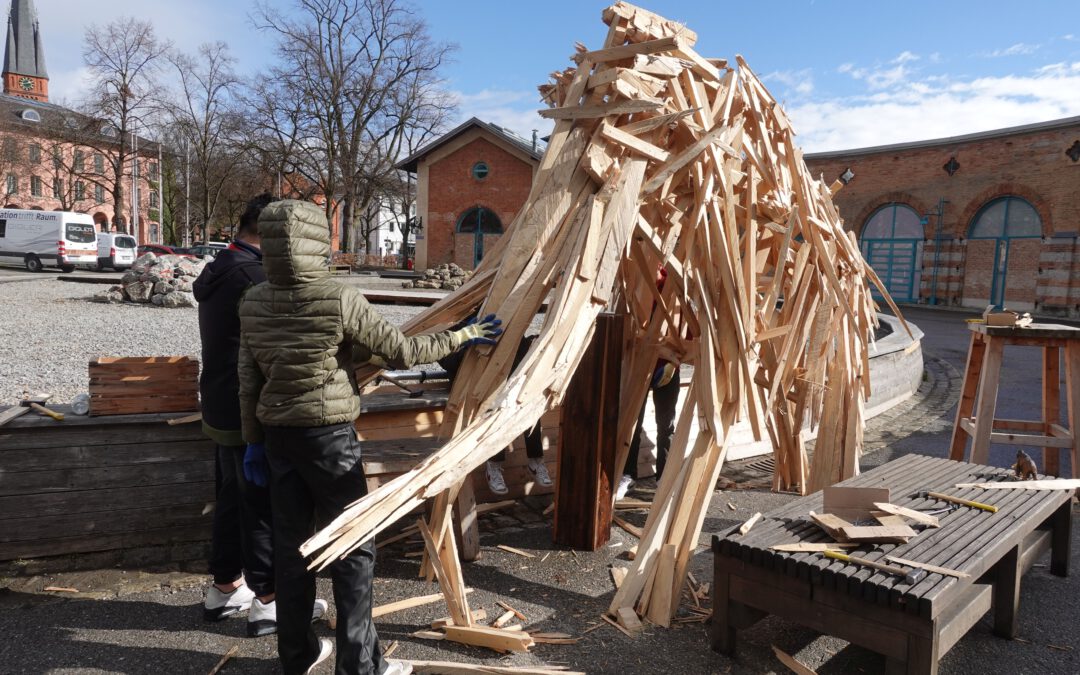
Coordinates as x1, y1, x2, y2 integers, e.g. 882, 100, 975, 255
862, 203, 923, 241
859, 203, 923, 303
456, 207, 503, 234
968, 196, 1041, 240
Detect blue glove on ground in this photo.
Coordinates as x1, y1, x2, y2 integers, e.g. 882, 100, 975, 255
243, 442, 269, 487
454, 313, 504, 348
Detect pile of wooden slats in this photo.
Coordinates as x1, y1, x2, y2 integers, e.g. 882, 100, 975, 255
88, 356, 199, 416
302, 1, 897, 633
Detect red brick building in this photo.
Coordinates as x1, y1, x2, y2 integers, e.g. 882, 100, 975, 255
0, 0, 160, 242
396, 118, 542, 270
806, 117, 1080, 314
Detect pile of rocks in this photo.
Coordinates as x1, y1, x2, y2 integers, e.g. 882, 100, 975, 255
404, 263, 472, 290
92, 253, 206, 308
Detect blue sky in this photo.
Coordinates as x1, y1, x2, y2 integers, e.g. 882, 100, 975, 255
33, 0, 1080, 151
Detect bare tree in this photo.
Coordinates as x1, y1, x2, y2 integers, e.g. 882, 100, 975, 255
253, 0, 455, 251
81, 17, 170, 232
166, 42, 250, 241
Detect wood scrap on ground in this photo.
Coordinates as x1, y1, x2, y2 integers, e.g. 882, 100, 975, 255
612, 515, 644, 538
302, 0, 886, 630
497, 544, 536, 558
772, 645, 818, 675
373, 590, 471, 618
207, 644, 239, 675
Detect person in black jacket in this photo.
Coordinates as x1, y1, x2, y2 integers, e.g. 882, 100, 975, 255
194, 193, 326, 637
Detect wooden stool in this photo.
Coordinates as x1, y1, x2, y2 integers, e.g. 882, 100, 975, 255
949, 322, 1080, 477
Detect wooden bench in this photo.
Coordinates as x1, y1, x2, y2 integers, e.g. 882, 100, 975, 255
712, 454, 1073, 674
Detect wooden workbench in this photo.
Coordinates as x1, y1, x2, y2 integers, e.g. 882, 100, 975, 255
712, 454, 1073, 674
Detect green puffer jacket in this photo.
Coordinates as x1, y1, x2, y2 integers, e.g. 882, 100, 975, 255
237, 200, 464, 443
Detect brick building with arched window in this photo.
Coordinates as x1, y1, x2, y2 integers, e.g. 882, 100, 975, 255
806, 116, 1080, 315
396, 117, 543, 270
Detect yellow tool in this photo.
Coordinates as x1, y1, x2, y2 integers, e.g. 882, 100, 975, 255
20, 393, 64, 421
916, 490, 997, 513
822, 551, 926, 584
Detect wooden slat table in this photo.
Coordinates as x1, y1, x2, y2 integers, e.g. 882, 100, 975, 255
712, 454, 1073, 674
948, 322, 1080, 476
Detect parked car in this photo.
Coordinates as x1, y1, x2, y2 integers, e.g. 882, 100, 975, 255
188, 244, 226, 259
96, 233, 138, 271
138, 244, 195, 258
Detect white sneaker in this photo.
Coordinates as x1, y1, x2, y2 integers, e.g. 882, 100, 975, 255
305, 638, 333, 674
528, 458, 553, 487
615, 474, 634, 501
248, 597, 329, 637
382, 660, 413, 675
203, 583, 255, 621
486, 460, 508, 495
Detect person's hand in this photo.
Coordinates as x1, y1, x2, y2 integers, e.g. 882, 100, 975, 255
454, 313, 504, 348
652, 362, 676, 388
243, 442, 269, 487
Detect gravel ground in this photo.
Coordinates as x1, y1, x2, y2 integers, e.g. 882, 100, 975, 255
0, 278, 428, 406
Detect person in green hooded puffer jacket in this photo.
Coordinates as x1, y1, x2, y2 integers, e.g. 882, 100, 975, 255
238, 200, 502, 675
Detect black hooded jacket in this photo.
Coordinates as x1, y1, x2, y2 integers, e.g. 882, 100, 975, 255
193, 240, 266, 444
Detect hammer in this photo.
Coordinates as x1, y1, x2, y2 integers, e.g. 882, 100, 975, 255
823, 550, 926, 584
21, 393, 64, 421
914, 490, 997, 513
377, 372, 424, 398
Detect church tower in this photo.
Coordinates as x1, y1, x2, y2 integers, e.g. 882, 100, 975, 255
2, 0, 47, 101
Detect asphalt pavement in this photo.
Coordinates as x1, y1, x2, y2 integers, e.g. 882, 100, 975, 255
1, 305, 1078, 674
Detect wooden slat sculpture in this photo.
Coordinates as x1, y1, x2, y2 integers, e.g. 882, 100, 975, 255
302, 2, 901, 632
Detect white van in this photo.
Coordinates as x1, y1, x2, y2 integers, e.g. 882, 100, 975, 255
0, 209, 98, 272
96, 232, 138, 271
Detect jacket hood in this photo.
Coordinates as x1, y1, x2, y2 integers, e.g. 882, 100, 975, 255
259, 200, 331, 285
192, 241, 262, 302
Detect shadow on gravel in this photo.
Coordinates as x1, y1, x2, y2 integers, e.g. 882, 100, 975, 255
0, 590, 283, 673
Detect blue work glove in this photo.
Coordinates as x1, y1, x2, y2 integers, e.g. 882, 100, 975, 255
651, 362, 676, 388
243, 442, 269, 487
453, 313, 504, 348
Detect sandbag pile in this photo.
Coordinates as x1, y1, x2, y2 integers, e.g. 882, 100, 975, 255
92, 253, 205, 308
404, 263, 473, 290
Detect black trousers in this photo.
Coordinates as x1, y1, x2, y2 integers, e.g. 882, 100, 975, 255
625, 369, 681, 480
208, 443, 275, 598
265, 423, 384, 675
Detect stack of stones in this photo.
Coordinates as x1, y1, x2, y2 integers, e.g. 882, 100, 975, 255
92, 253, 206, 308
404, 263, 472, 290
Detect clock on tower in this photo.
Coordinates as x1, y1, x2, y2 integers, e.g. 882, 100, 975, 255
18, 76, 33, 91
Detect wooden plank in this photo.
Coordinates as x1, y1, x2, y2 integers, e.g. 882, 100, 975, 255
738, 512, 762, 535
441, 625, 534, 653
1043, 345, 1062, 475
884, 556, 970, 580
953, 479, 1080, 490
553, 314, 621, 550
453, 476, 480, 562
872, 502, 940, 528
539, 99, 664, 120
372, 590, 473, 619
577, 36, 680, 64
599, 121, 671, 163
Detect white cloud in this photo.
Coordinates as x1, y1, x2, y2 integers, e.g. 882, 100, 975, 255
449, 89, 553, 140
981, 42, 1041, 58
838, 51, 919, 90
786, 61, 1080, 152
763, 69, 814, 96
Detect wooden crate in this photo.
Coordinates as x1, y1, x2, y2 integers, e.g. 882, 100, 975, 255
89, 356, 199, 416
